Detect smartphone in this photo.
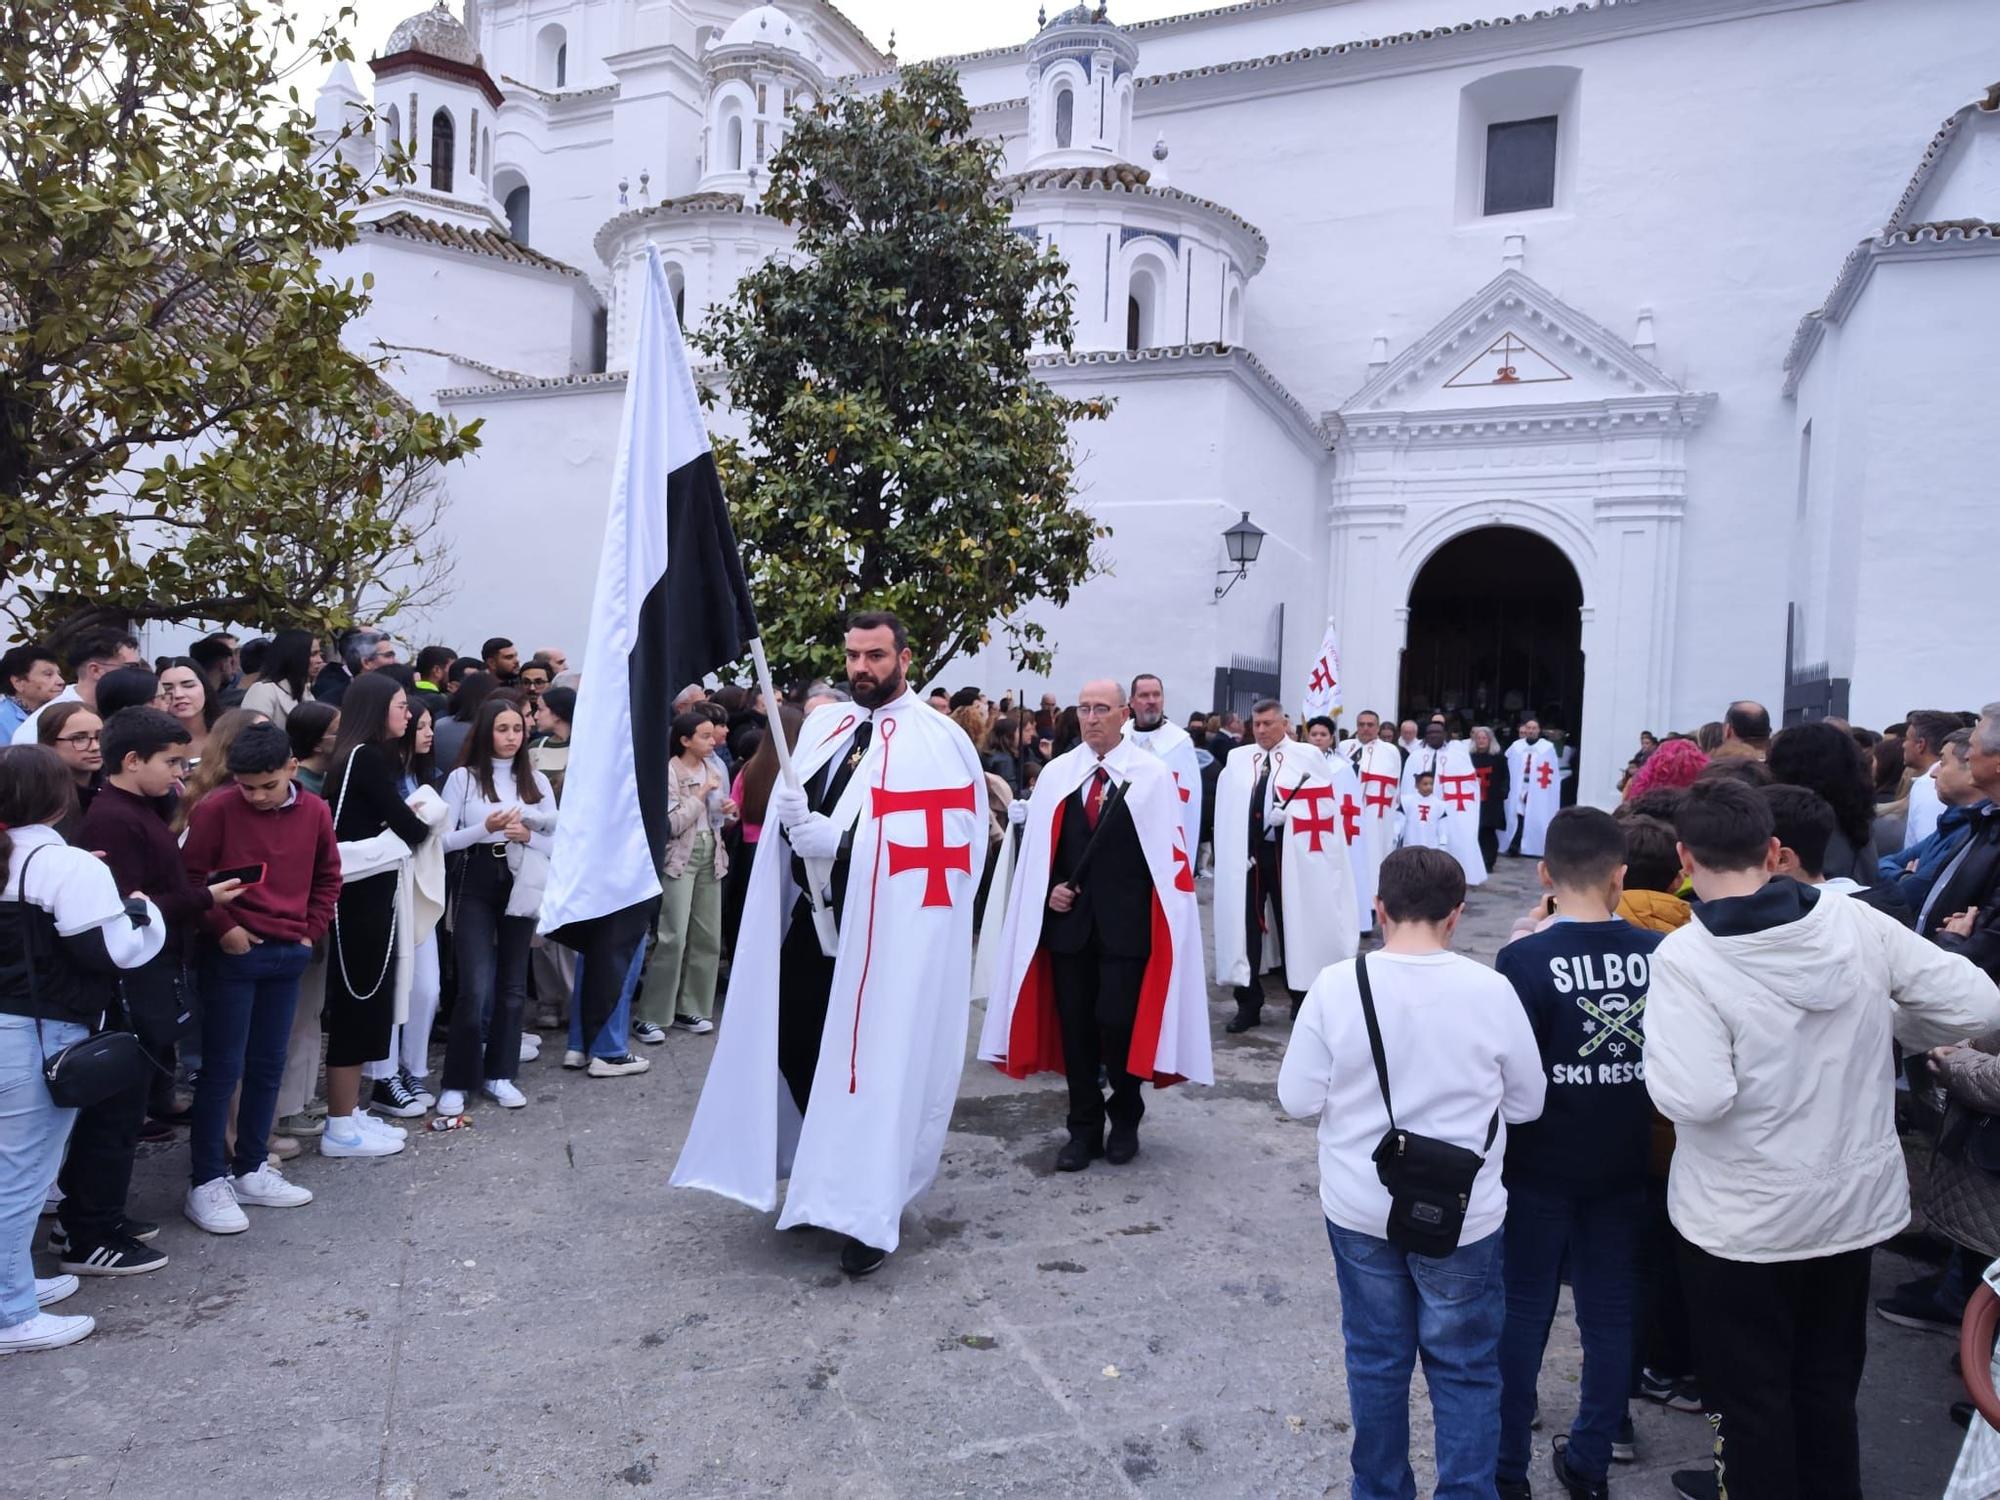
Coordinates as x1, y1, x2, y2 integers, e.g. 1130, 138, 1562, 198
210, 863, 267, 888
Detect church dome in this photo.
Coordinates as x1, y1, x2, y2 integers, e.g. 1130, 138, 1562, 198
717, 4, 811, 56
383, 1, 479, 64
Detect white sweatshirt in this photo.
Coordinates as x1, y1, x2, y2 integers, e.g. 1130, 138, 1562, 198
441, 762, 557, 855
1279, 950, 1546, 1244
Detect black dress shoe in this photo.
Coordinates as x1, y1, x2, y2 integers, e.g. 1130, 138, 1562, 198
839, 1238, 887, 1277
1104, 1124, 1139, 1165
1055, 1135, 1102, 1172
1551, 1437, 1607, 1500
1225, 1002, 1261, 1034
1497, 1481, 1532, 1500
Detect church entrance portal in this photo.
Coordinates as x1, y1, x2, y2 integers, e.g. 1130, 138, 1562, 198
1399, 527, 1583, 739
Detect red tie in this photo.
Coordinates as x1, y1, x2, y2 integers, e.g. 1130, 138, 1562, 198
1084, 767, 1108, 829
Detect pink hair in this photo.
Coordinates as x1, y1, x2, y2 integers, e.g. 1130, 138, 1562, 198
1626, 737, 1709, 800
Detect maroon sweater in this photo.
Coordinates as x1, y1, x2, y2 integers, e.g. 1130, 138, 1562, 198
179, 784, 342, 944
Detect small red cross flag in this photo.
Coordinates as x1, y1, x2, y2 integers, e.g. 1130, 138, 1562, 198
1302, 620, 1342, 720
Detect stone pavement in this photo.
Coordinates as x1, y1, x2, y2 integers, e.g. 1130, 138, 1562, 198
7, 857, 1972, 1497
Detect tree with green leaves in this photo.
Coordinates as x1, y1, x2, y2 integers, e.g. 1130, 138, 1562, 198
0, 0, 479, 642
695, 63, 1107, 686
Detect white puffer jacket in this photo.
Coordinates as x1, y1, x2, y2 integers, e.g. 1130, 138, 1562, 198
1647, 880, 2000, 1262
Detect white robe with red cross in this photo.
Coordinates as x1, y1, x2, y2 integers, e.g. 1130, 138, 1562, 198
1344, 738, 1402, 929
1123, 718, 1203, 866
1517, 737, 1564, 859
1399, 740, 1487, 887
977, 739, 1212, 1088
671, 690, 983, 1254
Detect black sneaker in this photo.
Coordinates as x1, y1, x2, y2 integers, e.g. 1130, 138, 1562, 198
1550, 1438, 1607, 1500
840, 1238, 887, 1277
1671, 1469, 1719, 1500
1497, 1482, 1531, 1500
1638, 1366, 1704, 1413
370, 1075, 426, 1119
60, 1234, 169, 1277
48, 1216, 159, 1255
1875, 1283, 1959, 1334
633, 1020, 668, 1046
1612, 1411, 1636, 1463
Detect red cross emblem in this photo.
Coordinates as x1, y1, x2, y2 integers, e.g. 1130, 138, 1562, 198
1171, 837, 1195, 892
1339, 793, 1362, 843
1309, 658, 1335, 693
1417, 804, 1431, 822
1441, 773, 1477, 813
873, 783, 978, 908
1536, 760, 1555, 790
1361, 771, 1398, 814
1172, 770, 1190, 804
1474, 765, 1492, 797
1287, 784, 1337, 852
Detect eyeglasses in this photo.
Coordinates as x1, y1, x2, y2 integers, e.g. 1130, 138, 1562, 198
57, 731, 101, 746
1076, 704, 1121, 719
521, 677, 549, 689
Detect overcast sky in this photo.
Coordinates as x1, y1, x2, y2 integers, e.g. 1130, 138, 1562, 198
316, 1, 1195, 72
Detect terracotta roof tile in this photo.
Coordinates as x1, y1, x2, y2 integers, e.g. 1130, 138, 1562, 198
363, 211, 585, 276
997, 164, 1268, 262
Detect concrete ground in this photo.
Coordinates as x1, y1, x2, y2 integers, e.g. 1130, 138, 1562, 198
6, 857, 1973, 1497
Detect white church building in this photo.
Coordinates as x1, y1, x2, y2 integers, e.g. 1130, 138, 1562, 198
315, 0, 2000, 805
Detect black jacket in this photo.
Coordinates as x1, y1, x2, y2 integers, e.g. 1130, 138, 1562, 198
1925, 804, 2000, 978
1044, 777, 1152, 960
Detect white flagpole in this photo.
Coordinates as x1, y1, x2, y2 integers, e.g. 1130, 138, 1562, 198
748, 637, 839, 957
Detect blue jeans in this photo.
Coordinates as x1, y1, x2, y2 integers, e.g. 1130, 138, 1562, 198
1498, 1184, 1645, 1483
1, 1013, 87, 1327
192, 942, 311, 1185
1329, 1221, 1506, 1500
569, 934, 641, 1059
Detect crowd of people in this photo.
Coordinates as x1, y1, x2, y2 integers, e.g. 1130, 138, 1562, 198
6, 621, 1998, 1498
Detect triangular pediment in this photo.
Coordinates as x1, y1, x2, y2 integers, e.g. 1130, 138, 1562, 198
1340, 269, 1685, 417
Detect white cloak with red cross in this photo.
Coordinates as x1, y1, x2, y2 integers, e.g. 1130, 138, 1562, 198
1344, 737, 1402, 929
1123, 717, 1203, 866
977, 739, 1211, 1088
1214, 740, 1361, 992
670, 690, 983, 1254
1399, 788, 1452, 849
1516, 737, 1564, 858
1399, 740, 1488, 887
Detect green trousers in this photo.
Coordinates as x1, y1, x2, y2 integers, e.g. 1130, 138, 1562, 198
639, 832, 722, 1026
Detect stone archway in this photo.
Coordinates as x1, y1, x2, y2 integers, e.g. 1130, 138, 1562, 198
1399, 525, 1584, 736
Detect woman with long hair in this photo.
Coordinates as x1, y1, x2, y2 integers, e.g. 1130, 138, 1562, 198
169, 709, 269, 835
241, 629, 317, 730
1768, 720, 1881, 884
635, 710, 728, 1042
1624, 737, 1709, 805
436, 697, 556, 1114
319, 674, 433, 1155
37, 703, 104, 829
362, 701, 448, 1119
0, 746, 164, 1353
156, 658, 216, 766
286, 703, 340, 798
1468, 725, 1510, 872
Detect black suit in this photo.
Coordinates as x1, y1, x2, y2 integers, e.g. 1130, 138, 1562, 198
1045, 769, 1152, 1141
777, 722, 871, 1114
1241, 753, 1286, 1005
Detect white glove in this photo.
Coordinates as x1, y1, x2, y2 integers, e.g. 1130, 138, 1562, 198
785, 813, 843, 860
770, 785, 810, 830
1007, 799, 1030, 827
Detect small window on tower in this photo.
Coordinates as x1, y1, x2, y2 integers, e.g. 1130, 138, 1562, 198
1483, 116, 1558, 216
1054, 86, 1074, 150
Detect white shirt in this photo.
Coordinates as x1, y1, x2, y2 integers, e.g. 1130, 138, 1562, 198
10, 685, 80, 747
1279, 950, 1546, 1244
1904, 765, 1942, 848
441, 762, 558, 854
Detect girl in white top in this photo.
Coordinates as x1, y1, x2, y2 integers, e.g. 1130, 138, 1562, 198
0, 745, 164, 1355
435, 700, 556, 1116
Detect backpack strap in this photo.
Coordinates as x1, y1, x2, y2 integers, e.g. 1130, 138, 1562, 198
1355, 951, 1396, 1132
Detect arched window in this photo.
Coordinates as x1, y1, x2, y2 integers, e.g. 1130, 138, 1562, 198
429, 108, 454, 192
1225, 285, 1243, 344
1126, 264, 1162, 350
382, 103, 401, 157
666, 264, 687, 327
503, 183, 531, 244
537, 24, 568, 89
725, 113, 744, 171
1054, 85, 1074, 150
1126, 295, 1141, 352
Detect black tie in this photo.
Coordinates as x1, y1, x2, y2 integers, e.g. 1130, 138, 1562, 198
816, 718, 873, 814
1251, 754, 1271, 837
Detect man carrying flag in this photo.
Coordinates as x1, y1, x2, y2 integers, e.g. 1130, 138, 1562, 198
672, 612, 985, 1277
539, 249, 759, 1073
1122, 672, 1202, 870
979, 677, 1210, 1172
1213, 700, 1359, 1033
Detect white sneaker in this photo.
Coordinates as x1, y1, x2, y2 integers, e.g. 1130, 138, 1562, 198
436, 1089, 467, 1117
320, 1119, 405, 1158
230, 1163, 314, 1209
354, 1110, 407, 1142
672, 1015, 715, 1034
185, 1177, 250, 1234
588, 1052, 652, 1078
0, 1310, 94, 1353
561, 1050, 587, 1070
35, 1275, 79, 1308
482, 1079, 527, 1108
519, 1033, 542, 1060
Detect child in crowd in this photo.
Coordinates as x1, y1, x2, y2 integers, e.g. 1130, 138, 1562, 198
1400, 769, 1449, 850
178, 722, 341, 1234
1613, 813, 1690, 933
1494, 807, 1665, 1499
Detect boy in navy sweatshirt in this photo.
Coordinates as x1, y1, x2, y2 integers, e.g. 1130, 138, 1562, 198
1494, 807, 1664, 1500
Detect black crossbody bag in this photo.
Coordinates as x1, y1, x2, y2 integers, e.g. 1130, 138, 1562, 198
1357, 951, 1497, 1258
